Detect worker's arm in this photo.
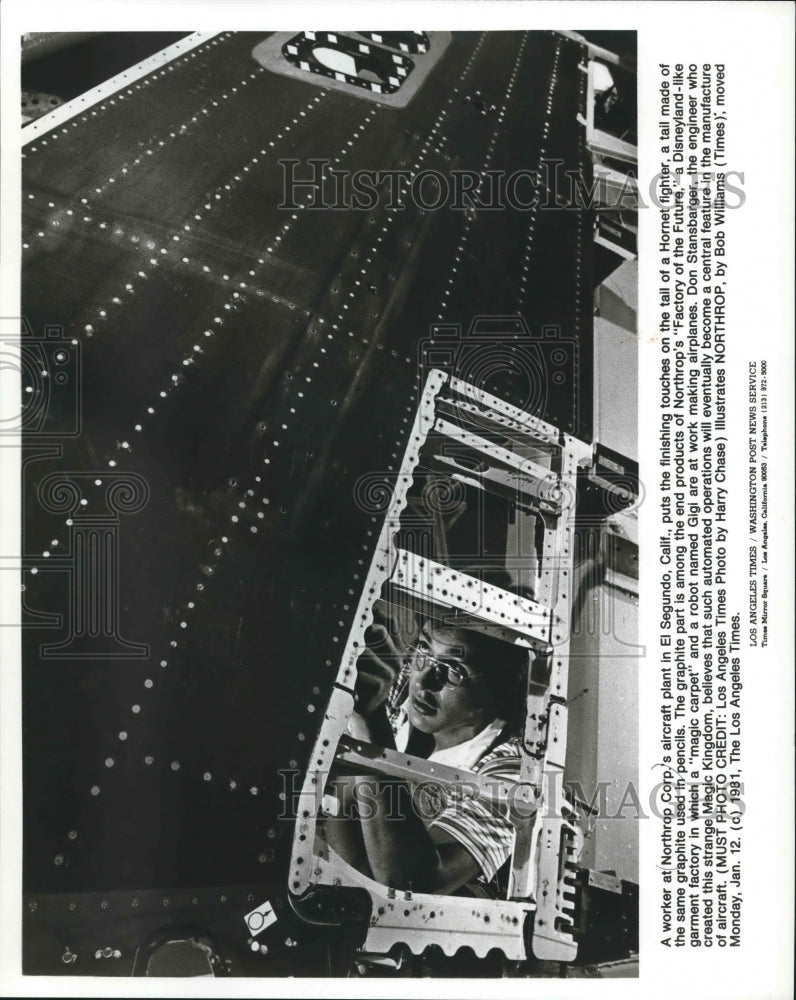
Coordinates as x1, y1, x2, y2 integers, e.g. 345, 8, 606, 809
345, 709, 481, 893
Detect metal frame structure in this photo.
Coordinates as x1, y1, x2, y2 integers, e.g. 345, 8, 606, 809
288, 369, 593, 961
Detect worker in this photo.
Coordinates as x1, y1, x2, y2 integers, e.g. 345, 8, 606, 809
324, 616, 529, 896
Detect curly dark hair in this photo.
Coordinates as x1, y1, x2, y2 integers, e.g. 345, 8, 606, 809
422, 618, 530, 733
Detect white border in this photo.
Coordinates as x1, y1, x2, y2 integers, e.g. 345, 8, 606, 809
2, 3, 794, 999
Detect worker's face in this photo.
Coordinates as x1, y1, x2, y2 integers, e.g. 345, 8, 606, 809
405, 624, 496, 741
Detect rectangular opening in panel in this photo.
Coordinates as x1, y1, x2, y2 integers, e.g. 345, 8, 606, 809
394, 430, 564, 607
321, 598, 537, 902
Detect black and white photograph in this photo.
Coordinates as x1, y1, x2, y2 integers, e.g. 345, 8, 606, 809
0, 3, 792, 997
10, 24, 640, 979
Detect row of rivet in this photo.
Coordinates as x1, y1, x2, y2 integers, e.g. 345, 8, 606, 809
47, 103, 384, 849
278, 36, 496, 824
213, 35, 490, 821
22, 32, 293, 871
22, 33, 237, 160
223, 47, 487, 539
24, 93, 330, 346
572, 49, 588, 352
221, 103, 431, 535
284, 34, 558, 892
44, 33, 510, 872
517, 38, 563, 310
436, 31, 528, 323
83, 101, 365, 453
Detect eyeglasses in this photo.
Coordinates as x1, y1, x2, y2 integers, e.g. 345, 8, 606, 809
408, 642, 482, 689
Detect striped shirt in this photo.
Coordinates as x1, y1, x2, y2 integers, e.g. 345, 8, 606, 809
416, 736, 524, 884
385, 665, 526, 887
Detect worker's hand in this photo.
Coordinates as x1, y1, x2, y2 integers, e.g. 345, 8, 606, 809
347, 707, 377, 743
353, 624, 402, 715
